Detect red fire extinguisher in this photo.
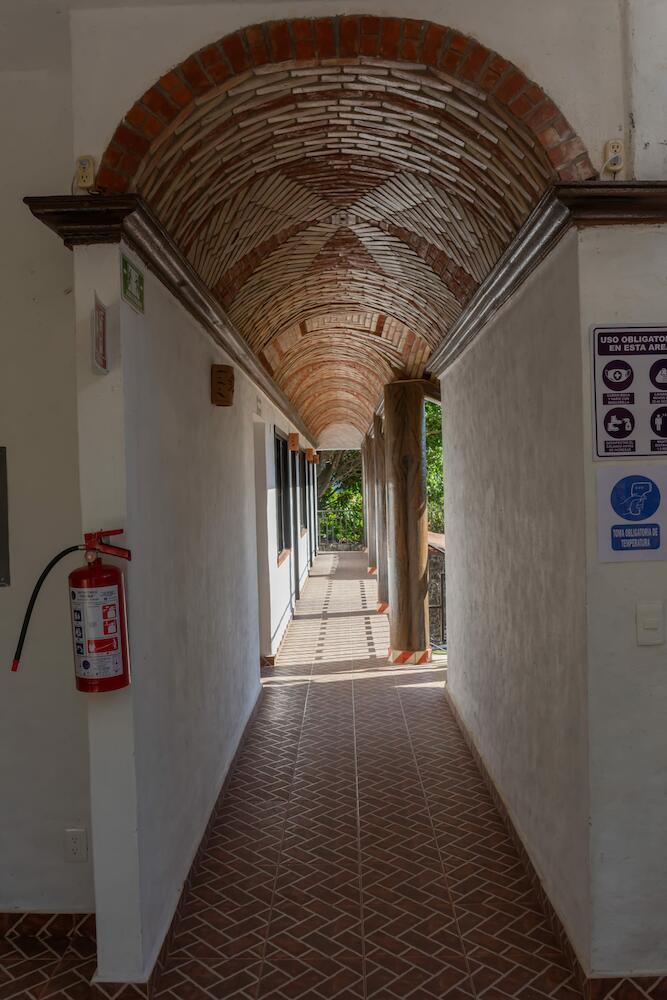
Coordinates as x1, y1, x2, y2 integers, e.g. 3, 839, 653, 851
68, 530, 132, 693
11, 529, 132, 693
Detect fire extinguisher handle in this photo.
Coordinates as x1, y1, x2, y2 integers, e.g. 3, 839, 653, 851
84, 530, 132, 561
95, 542, 132, 560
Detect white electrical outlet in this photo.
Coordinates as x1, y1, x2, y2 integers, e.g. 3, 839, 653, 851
76, 156, 96, 190
65, 828, 88, 863
604, 139, 624, 174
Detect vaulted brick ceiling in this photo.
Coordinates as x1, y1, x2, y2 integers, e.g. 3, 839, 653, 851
98, 16, 594, 447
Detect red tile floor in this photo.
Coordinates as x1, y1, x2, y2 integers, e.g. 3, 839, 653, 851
0, 551, 584, 999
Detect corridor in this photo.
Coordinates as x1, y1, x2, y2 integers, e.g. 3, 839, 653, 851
151, 551, 581, 1000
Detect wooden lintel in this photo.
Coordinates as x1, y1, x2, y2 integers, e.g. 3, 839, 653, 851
555, 181, 667, 226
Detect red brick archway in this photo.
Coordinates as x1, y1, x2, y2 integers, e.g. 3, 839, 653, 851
96, 16, 595, 445
97, 16, 594, 192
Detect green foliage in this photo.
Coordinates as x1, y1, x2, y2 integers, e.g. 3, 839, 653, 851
319, 486, 364, 543
318, 450, 364, 542
317, 404, 444, 541
425, 401, 444, 533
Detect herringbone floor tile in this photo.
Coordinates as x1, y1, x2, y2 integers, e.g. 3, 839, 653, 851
3, 552, 585, 999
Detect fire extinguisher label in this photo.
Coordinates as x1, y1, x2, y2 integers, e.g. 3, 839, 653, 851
70, 585, 123, 679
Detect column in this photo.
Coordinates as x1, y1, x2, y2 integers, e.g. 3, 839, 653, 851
361, 439, 368, 549
373, 413, 389, 612
73, 244, 147, 981
384, 380, 430, 663
364, 432, 377, 574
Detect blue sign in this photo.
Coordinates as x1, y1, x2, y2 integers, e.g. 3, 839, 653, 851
611, 524, 660, 551
610, 475, 661, 521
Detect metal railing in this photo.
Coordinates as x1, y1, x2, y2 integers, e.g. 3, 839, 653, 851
318, 512, 364, 551
428, 544, 447, 649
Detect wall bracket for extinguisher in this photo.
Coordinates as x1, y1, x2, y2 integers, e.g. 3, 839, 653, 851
10, 530, 131, 677
83, 529, 132, 564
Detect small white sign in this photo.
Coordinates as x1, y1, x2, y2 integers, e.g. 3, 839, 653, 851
597, 464, 667, 562
593, 325, 667, 458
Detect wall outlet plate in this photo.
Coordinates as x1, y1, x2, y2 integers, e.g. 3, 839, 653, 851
636, 602, 664, 646
0, 447, 8, 587
604, 139, 624, 174
65, 828, 88, 863
76, 156, 96, 190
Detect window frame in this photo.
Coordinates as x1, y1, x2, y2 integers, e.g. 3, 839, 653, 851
299, 451, 308, 532
274, 431, 291, 558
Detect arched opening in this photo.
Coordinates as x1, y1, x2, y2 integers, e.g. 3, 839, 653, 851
10, 3, 667, 995
97, 15, 594, 445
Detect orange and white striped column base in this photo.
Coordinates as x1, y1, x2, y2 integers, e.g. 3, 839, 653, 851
387, 647, 432, 665
367, 566, 377, 575
377, 602, 389, 614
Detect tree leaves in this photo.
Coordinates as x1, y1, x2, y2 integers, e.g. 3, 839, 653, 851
317, 404, 443, 538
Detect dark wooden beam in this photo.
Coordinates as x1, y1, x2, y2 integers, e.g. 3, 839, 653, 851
23, 194, 316, 445
420, 378, 441, 403
556, 181, 667, 225
23, 194, 140, 247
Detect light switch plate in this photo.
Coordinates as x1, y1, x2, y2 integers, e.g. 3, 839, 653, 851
0, 447, 8, 587
636, 602, 664, 646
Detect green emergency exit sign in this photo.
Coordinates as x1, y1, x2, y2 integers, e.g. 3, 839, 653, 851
121, 253, 144, 313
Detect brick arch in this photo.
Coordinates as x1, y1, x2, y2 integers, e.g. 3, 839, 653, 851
97, 16, 594, 192
96, 16, 595, 446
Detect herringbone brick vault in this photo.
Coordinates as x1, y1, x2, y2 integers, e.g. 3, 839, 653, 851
97, 16, 595, 447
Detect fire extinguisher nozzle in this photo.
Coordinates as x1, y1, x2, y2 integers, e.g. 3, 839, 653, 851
11, 659, 20, 672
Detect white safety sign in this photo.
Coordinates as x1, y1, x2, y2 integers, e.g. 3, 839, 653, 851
597, 465, 667, 562
69, 584, 124, 679
593, 325, 667, 458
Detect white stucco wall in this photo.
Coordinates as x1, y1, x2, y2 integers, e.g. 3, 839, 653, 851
297, 478, 311, 591
441, 231, 592, 968
120, 248, 264, 969
578, 225, 667, 975
625, 0, 667, 180
69, 0, 627, 180
264, 438, 313, 656
70, 242, 314, 978
254, 422, 273, 657
72, 243, 143, 979
0, 9, 93, 913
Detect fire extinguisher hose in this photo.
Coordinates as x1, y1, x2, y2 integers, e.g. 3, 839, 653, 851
10, 545, 85, 672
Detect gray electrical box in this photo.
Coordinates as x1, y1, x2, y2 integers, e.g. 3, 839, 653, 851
0, 448, 8, 586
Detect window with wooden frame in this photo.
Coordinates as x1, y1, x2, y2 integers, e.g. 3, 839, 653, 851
299, 452, 308, 531
275, 432, 291, 556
